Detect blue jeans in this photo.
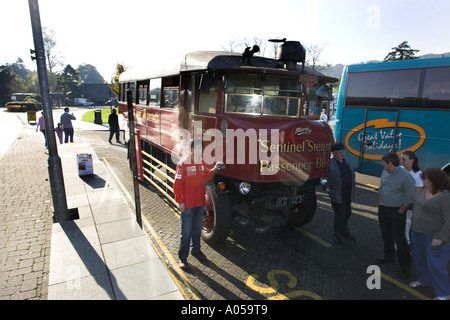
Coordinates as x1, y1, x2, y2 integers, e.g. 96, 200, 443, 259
178, 206, 204, 260
411, 231, 450, 297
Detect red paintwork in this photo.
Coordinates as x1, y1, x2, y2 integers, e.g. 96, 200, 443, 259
120, 100, 332, 184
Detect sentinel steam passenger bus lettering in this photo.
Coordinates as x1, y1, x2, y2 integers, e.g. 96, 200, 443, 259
119, 40, 337, 244
334, 57, 450, 177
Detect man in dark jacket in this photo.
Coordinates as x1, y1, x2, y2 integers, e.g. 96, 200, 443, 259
108, 108, 120, 144
326, 143, 356, 244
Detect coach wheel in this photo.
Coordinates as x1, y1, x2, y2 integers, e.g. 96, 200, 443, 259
202, 184, 232, 245
287, 190, 317, 227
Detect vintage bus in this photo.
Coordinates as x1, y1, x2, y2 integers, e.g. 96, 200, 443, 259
119, 40, 337, 244
334, 57, 450, 177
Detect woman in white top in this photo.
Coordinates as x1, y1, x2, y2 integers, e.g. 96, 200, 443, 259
400, 151, 424, 244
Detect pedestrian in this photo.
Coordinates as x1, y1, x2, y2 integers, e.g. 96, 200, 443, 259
400, 151, 423, 244
409, 167, 450, 300
108, 108, 120, 144
377, 152, 415, 278
36, 111, 47, 147
173, 138, 224, 269
55, 123, 63, 145
60, 107, 76, 143
326, 143, 356, 244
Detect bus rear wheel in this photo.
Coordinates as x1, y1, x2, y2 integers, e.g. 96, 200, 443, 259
287, 190, 317, 227
202, 184, 232, 245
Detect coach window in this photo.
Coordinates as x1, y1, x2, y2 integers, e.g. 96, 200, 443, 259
346, 69, 421, 107
421, 67, 450, 109
199, 74, 217, 114
149, 78, 161, 107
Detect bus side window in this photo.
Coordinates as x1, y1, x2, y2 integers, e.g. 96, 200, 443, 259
199, 75, 217, 114
163, 87, 179, 108
186, 74, 195, 113
149, 78, 161, 107
137, 80, 149, 105
421, 67, 450, 108
126, 82, 136, 104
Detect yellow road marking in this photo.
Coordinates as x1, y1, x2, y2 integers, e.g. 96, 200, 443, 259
101, 157, 200, 300
294, 227, 333, 247
380, 272, 431, 300
102, 157, 432, 300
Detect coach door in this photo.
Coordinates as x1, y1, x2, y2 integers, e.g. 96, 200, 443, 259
346, 109, 400, 176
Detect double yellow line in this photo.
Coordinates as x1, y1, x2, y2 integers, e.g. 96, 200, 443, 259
101, 157, 199, 300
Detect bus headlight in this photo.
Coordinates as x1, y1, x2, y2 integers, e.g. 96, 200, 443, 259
239, 182, 251, 195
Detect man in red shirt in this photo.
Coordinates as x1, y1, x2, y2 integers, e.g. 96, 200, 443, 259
173, 139, 223, 269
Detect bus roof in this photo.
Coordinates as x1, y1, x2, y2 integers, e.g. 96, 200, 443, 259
119, 51, 338, 83
344, 56, 450, 73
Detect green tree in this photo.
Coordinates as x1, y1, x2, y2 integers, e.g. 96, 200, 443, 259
56, 64, 81, 104
77, 64, 105, 83
0, 64, 14, 106
384, 41, 420, 61
109, 63, 125, 97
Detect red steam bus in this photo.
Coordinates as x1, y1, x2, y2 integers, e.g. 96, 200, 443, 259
118, 40, 337, 244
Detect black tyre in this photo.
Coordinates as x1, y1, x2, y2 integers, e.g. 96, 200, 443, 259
202, 183, 232, 245
287, 189, 317, 227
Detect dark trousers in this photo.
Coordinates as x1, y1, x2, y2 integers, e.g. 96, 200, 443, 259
63, 128, 74, 143
378, 205, 411, 269
331, 200, 352, 237
109, 128, 120, 141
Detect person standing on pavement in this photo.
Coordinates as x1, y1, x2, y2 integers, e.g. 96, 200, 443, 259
326, 143, 356, 244
60, 107, 76, 143
55, 123, 63, 145
173, 138, 223, 269
409, 167, 450, 300
377, 152, 415, 278
36, 112, 47, 147
400, 151, 423, 244
108, 108, 120, 144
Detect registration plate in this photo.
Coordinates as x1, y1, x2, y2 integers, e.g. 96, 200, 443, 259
276, 195, 304, 207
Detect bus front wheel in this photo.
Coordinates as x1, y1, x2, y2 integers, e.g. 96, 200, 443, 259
202, 184, 232, 245
287, 190, 317, 227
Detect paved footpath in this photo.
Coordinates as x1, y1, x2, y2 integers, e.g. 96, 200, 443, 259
0, 108, 184, 300
0, 112, 53, 300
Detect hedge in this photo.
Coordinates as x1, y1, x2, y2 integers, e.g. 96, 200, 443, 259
6, 99, 42, 112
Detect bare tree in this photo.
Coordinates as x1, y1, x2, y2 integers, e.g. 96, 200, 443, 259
222, 37, 275, 57
305, 43, 327, 72
43, 27, 63, 73
221, 39, 241, 52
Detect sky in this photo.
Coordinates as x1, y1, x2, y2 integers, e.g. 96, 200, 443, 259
2, 0, 450, 82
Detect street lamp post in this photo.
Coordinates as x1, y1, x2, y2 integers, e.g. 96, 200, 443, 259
29, 0, 70, 222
